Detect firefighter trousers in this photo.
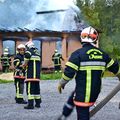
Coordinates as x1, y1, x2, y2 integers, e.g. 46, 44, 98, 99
76, 106, 90, 120
14, 78, 25, 101
62, 91, 75, 117
26, 81, 41, 107
2, 66, 9, 73
62, 91, 90, 120
54, 65, 61, 72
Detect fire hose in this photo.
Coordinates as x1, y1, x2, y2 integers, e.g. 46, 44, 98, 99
90, 82, 120, 117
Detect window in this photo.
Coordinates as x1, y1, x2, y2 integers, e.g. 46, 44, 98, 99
56, 40, 62, 53
33, 40, 42, 54
3, 40, 15, 55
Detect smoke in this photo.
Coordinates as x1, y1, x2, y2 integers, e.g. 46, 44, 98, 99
0, 0, 5, 3
0, 0, 81, 31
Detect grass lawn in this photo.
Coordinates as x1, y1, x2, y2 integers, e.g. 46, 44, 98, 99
40, 71, 115, 80
0, 79, 13, 84
40, 72, 62, 80
0, 71, 115, 84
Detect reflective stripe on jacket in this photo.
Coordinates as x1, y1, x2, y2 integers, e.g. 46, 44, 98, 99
24, 48, 41, 82
13, 53, 25, 79
63, 43, 119, 106
52, 53, 62, 66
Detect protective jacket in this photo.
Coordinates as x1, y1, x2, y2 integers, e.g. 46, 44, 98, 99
1, 54, 11, 67
13, 53, 26, 79
24, 48, 41, 82
52, 52, 63, 66
62, 43, 119, 107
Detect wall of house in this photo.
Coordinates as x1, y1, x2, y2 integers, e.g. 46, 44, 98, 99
1, 34, 98, 71
42, 41, 56, 69
67, 36, 82, 57
61, 35, 82, 69
61, 35, 67, 68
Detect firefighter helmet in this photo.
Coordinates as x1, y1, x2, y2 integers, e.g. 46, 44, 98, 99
80, 26, 98, 43
25, 41, 35, 49
4, 48, 9, 52
17, 44, 25, 50
55, 49, 58, 53
3, 48, 9, 55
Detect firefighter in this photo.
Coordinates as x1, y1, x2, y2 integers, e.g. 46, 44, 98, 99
57, 91, 75, 120
57, 26, 120, 120
52, 49, 64, 73
13, 44, 27, 104
23, 41, 41, 109
1, 48, 11, 73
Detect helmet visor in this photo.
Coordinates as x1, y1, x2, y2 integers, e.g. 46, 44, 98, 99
81, 33, 98, 40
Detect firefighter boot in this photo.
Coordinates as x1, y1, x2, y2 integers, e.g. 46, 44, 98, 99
20, 99, 27, 104
35, 99, 42, 108
59, 70, 62, 73
24, 100, 34, 109
17, 98, 27, 104
15, 97, 27, 104
55, 70, 57, 73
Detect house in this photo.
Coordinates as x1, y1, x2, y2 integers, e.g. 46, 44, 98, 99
0, 28, 83, 71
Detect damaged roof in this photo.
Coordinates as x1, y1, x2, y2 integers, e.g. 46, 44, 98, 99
0, 27, 81, 39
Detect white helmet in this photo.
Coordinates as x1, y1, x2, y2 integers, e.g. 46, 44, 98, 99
80, 26, 98, 43
17, 44, 25, 50
55, 49, 58, 53
25, 41, 35, 49
4, 48, 8, 52
4, 48, 9, 55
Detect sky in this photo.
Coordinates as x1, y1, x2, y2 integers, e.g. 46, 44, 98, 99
0, 0, 80, 31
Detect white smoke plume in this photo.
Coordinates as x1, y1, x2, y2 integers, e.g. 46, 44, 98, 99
0, 0, 80, 31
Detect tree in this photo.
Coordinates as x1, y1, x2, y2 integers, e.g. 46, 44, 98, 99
76, 0, 120, 59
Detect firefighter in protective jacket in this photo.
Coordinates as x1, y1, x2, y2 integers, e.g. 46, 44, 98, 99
1, 48, 11, 73
52, 49, 64, 73
23, 41, 41, 109
13, 44, 27, 104
57, 26, 120, 120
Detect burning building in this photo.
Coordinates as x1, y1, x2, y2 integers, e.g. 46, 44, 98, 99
0, 0, 87, 70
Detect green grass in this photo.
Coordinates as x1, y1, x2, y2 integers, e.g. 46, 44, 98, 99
0, 79, 13, 84
0, 71, 115, 83
40, 71, 115, 80
41, 72, 62, 80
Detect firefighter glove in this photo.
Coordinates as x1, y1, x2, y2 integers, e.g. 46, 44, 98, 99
58, 79, 69, 94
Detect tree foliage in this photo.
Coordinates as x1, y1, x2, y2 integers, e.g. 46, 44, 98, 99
76, 0, 120, 60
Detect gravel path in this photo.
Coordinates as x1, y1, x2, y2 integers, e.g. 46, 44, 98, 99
0, 77, 120, 120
